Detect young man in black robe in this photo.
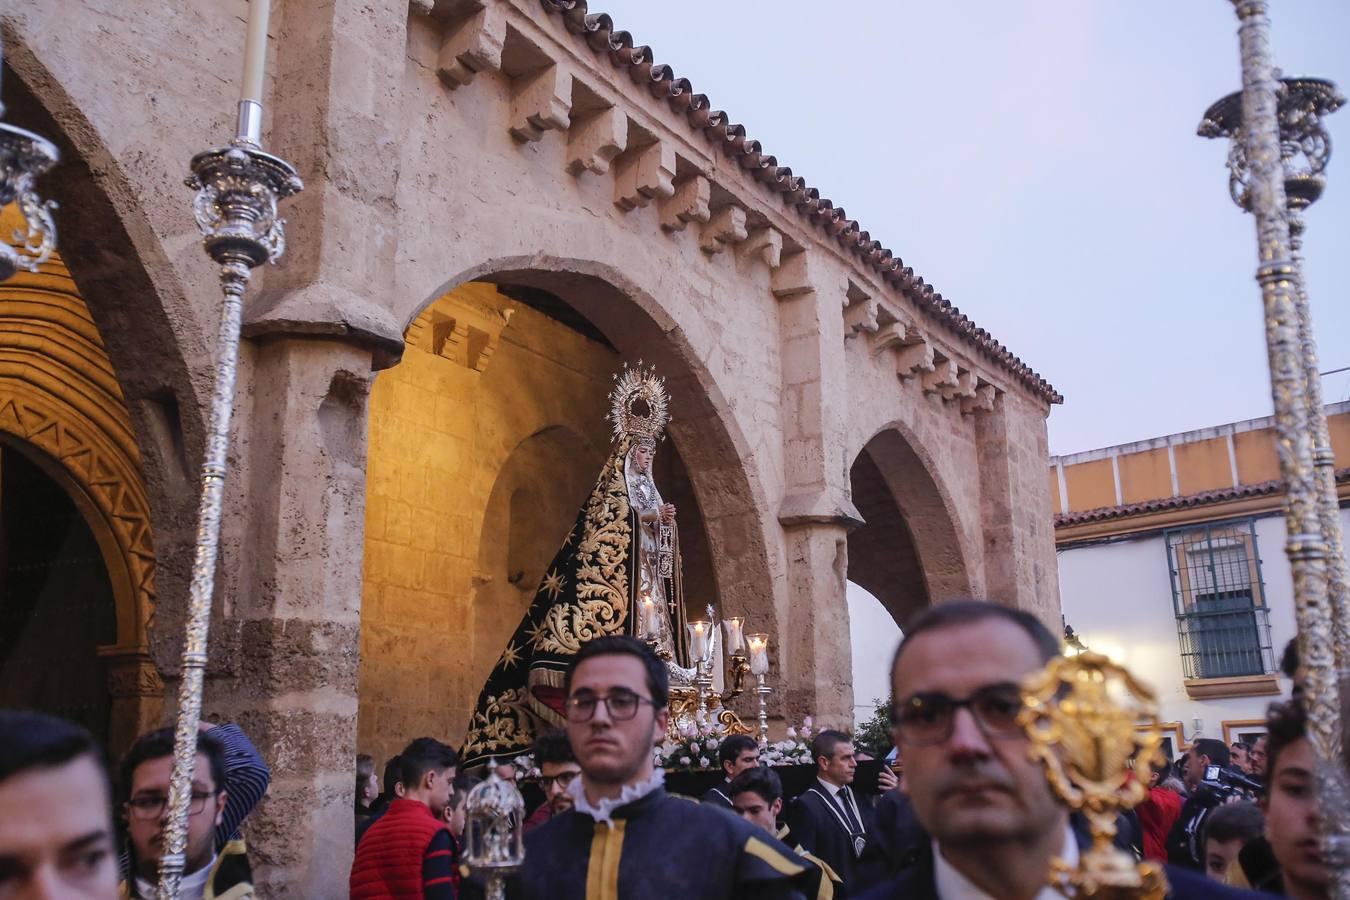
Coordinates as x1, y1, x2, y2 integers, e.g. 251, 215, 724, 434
509, 636, 816, 899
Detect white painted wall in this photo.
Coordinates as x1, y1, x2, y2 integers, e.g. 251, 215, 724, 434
847, 581, 903, 728
1057, 509, 1347, 745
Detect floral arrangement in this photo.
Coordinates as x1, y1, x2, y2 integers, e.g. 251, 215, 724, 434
653, 714, 822, 771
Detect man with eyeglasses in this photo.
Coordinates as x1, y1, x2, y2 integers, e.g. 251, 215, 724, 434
118, 724, 262, 898
509, 635, 816, 898
859, 600, 1258, 900
523, 729, 580, 833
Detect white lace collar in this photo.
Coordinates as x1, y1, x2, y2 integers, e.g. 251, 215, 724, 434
567, 768, 666, 826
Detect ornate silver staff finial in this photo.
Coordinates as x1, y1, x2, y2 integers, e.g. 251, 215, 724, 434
0, 44, 60, 280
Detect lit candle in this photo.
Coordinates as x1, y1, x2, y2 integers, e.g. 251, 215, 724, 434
240, 0, 272, 105
687, 620, 711, 663
722, 617, 745, 655
747, 634, 769, 676
640, 596, 660, 638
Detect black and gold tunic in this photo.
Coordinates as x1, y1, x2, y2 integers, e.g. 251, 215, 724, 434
508, 788, 816, 900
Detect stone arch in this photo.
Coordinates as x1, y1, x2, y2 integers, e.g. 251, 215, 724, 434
848, 425, 975, 630
404, 257, 780, 629
2, 41, 208, 676
0, 239, 163, 752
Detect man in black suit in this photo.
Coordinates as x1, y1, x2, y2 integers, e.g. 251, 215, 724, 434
701, 734, 760, 808
786, 729, 885, 895
857, 600, 1262, 900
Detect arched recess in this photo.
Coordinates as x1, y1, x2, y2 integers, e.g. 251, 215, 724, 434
359, 265, 774, 757
848, 427, 974, 630
0, 231, 163, 754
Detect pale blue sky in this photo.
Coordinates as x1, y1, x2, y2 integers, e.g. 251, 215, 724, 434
589, 1, 1350, 455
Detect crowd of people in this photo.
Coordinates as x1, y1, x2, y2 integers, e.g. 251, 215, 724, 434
0, 600, 1334, 899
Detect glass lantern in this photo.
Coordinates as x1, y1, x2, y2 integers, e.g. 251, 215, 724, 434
463, 767, 526, 899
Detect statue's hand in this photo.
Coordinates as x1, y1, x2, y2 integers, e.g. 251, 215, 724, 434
660, 503, 676, 523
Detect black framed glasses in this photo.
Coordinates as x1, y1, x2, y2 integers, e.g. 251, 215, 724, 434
891, 683, 1025, 746
565, 689, 653, 722
126, 791, 216, 820
538, 770, 581, 791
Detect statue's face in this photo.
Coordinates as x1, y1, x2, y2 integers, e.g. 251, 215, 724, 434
632, 443, 653, 474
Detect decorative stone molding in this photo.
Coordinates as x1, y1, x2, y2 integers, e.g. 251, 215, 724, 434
778, 490, 865, 530
843, 281, 879, 338
770, 250, 816, 299
922, 356, 959, 396
700, 204, 748, 254
1184, 674, 1281, 700
103, 651, 166, 698
961, 382, 998, 416
659, 175, 710, 232
0, 252, 156, 659
407, 282, 515, 373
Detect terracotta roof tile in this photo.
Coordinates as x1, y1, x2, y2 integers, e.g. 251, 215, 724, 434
537, 0, 1062, 404
1054, 469, 1350, 528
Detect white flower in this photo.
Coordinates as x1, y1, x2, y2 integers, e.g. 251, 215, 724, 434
680, 756, 692, 766
690, 741, 701, 754
785, 727, 797, 738
802, 715, 814, 729
699, 756, 711, 768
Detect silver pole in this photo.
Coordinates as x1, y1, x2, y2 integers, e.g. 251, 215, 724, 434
1224, 1, 1350, 892
156, 139, 300, 898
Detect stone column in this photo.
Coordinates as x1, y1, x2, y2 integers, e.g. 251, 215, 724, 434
772, 253, 860, 726
974, 390, 1060, 626
213, 337, 377, 896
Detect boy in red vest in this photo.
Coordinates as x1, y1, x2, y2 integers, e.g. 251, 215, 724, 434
350, 738, 459, 900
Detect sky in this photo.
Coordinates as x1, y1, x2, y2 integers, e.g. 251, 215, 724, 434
587, 0, 1350, 455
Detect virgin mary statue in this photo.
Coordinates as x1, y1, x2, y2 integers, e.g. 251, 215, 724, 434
461, 365, 694, 767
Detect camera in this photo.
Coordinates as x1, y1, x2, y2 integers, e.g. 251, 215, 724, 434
1201, 764, 1262, 799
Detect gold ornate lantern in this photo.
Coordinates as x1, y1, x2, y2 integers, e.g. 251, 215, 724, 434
1019, 652, 1170, 900
463, 768, 526, 900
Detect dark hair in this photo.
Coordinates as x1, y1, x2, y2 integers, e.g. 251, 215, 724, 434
0, 711, 108, 797
1203, 801, 1264, 851
532, 729, 576, 766
1264, 700, 1306, 784
1191, 738, 1231, 769
728, 765, 782, 805
718, 734, 759, 769
449, 773, 480, 812
1231, 740, 1252, 754
120, 727, 227, 801
891, 600, 1061, 679
564, 635, 670, 709
811, 729, 852, 768
1279, 639, 1299, 680
381, 754, 403, 797
398, 738, 459, 789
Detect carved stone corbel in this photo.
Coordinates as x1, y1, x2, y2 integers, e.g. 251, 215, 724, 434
740, 226, 783, 268
895, 332, 934, 379
436, 2, 506, 90
509, 64, 572, 143
567, 105, 627, 176
922, 357, 959, 396
771, 250, 816, 299
961, 381, 998, 416
659, 175, 711, 232
700, 205, 749, 254
614, 141, 676, 211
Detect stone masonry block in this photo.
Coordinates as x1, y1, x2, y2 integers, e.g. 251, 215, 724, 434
659, 175, 711, 232
566, 105, 627, 175
509, 64, 571, 142
436, 3, 506, 89
771, 250, 816, 299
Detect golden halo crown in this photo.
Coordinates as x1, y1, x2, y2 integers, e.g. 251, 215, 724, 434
608, 363, 670, 445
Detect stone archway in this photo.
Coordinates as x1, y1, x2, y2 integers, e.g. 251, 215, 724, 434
359, 266, 777, 759
0, 231, 163, 754
848, 427, 974, 631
